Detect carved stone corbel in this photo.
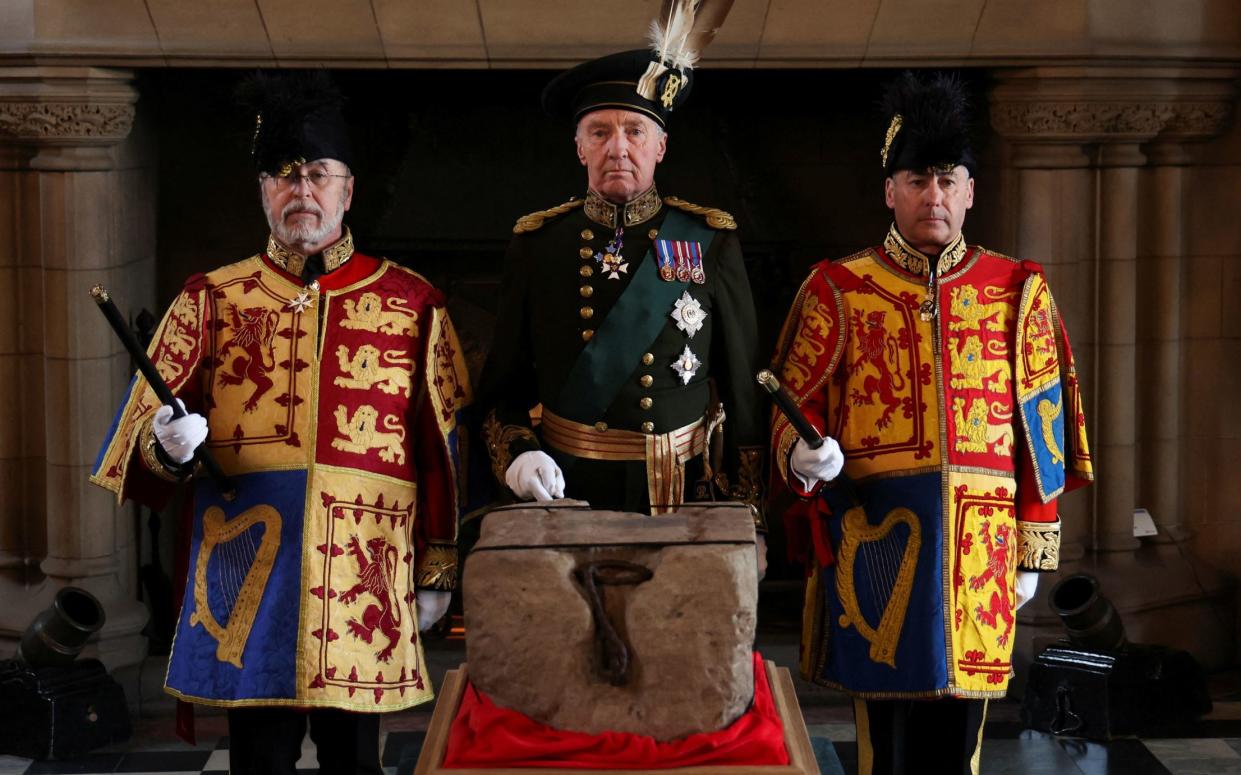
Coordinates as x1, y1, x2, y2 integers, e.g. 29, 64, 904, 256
0, 67, 138, 170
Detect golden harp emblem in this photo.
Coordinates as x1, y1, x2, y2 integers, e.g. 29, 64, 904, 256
190, 504, 282, 668
835, 506, 921, 668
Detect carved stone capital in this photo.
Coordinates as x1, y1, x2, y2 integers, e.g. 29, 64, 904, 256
0, 67, 138, 169
989, 66, 1238, 158
0, 102, 133, 143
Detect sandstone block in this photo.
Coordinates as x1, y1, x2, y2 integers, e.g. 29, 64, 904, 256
463, 500, 758, 741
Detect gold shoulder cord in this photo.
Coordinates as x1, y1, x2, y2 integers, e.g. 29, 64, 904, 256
662, 196, 737, 230
513, 199, 584, 234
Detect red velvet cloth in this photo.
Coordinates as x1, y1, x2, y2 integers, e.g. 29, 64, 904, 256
442, 651, 788, 769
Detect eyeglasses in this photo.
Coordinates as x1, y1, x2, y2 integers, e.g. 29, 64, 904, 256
260, 169, 352, 191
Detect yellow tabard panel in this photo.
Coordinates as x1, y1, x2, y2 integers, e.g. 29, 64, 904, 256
835, 261, 940, 478
296, 465, 433, 711
203, 260, 317, 473
947, 469, 1018, 694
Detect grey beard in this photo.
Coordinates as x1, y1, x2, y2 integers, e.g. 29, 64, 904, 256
264, 192, 346, 253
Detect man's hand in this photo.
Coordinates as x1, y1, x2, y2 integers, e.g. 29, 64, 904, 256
416, 590, 451, 632
152, 400, 208, 464
1015, 570, 1039, 611
505, 451, 565, 501
789, 436, 844, 490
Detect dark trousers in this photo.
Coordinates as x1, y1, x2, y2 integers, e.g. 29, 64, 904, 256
854, 697, 988, 775
226, 707, 383, 775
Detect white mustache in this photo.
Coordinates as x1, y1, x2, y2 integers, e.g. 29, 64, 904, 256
283, 203, 322, 220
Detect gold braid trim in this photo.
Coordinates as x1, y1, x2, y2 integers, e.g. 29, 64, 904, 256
775, 425, 800, 489
729, 447, 766, 530
416, 544, 458, 591
663, 196, 737, 230
1017, 519, 1061, 571
139, 415, 191, 483
482, 410, 538, 484
513, 198, 584, 234
266, 227, 354, 277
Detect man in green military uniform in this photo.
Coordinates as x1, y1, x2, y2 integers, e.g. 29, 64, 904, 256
476, 48, 765, 528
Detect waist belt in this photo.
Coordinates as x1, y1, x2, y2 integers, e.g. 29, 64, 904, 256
541, 409, 707, 515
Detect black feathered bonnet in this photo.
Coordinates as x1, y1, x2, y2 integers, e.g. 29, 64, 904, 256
880, 71, 975, 176
236, 70, 353, 176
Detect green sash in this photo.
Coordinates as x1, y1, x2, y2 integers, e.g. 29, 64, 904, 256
555, 209, 715, 423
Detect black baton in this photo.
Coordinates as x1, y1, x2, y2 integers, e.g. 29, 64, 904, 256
756, 369, 861, 507
90, 285, 236, 501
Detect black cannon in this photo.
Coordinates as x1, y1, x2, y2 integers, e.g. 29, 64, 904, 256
1021, 573, 1211, 740
0, 587, 131, 759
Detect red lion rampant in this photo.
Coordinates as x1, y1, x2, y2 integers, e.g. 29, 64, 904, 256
217, 304, 279, 412
340, 535, 403, 662
848, 309, 906, 429
968, 519, 1015, 647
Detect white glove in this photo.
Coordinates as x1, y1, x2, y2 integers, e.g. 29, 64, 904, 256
1015, 571, 1039, 611
152, 399, 208, 464
504, 450, 565, 501
789, 436, 844, 490
416, 590, 451, 632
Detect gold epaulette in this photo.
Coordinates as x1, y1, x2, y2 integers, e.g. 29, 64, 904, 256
662, 196, 737, 230
513, 198, 584, 234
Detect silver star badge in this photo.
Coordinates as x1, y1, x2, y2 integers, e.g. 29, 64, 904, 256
671, 345, 702, 385
287, 291, 314, 313
671, 291, 707, 338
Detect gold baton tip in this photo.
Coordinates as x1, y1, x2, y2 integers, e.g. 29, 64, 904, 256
89, 285, 110, 303
755, 369, 779, 392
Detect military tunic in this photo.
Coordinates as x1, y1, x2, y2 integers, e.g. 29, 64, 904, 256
477, 187, 765, 520
91, 231, 470, 711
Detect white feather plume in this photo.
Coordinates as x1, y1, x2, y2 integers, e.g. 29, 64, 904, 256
648, 0, 701, 70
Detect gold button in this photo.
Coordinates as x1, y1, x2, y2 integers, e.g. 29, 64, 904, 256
580, 306, 594, 319
580, 285, 594, 298
582, 329, 594, 342
648, 229, 659, 240
594, 421, 608, 432
641, 421, 654, 433
639, 397, 653, 410
580, 265, 594, 278
639, 374, 653, 387
642, 352, 654, 365
579, 247, 594, 259
309, 280, 320, 291
581, 229, 594, 241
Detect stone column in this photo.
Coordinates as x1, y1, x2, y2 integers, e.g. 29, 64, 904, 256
1138, 87, 1237, 538
994, 140, 1096, 561
0, 67, 153, 670
990, 66, 1238, 672
1095, 141, 1145, 553
1139, 142, 1189, 542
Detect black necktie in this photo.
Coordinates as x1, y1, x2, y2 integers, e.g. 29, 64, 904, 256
302, 252, 325, 286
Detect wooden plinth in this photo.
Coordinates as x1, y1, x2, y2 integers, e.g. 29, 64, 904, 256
414, 660, 818, 775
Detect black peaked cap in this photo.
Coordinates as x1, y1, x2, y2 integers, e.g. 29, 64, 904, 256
542, 49, 693, 130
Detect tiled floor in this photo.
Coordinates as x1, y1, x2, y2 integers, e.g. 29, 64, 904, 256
4, 633, 1240, 774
